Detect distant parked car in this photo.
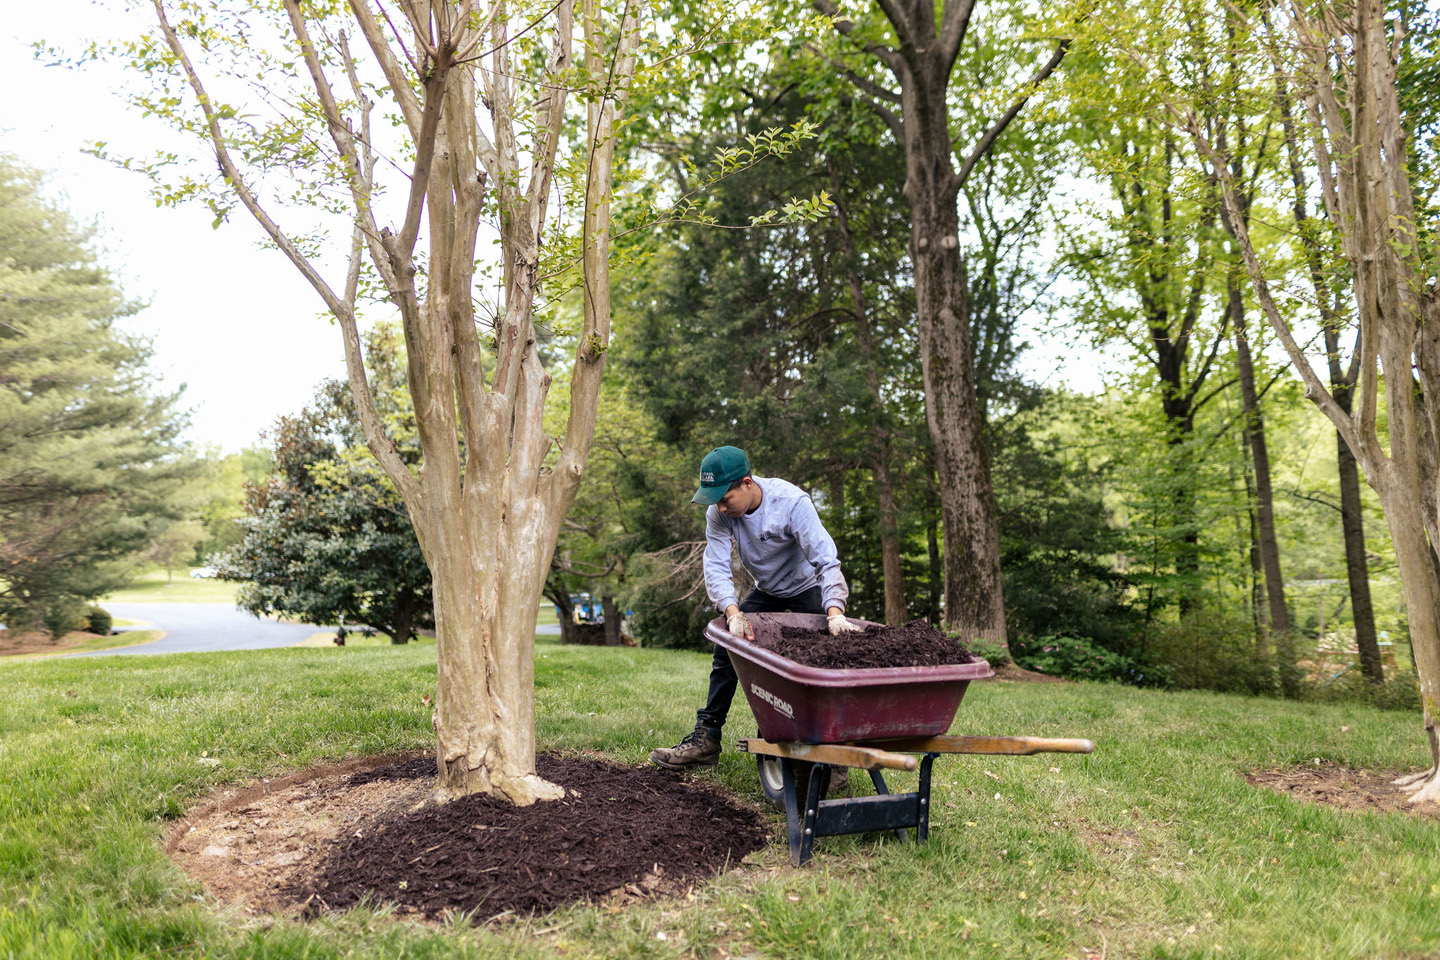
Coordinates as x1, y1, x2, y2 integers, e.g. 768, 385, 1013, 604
190, 566, 218, 579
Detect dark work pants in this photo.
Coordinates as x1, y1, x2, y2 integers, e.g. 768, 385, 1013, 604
696, 585, 826, 736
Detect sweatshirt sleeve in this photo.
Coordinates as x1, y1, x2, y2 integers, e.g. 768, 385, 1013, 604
791, 495, 848, 612
703, 507, 739, 614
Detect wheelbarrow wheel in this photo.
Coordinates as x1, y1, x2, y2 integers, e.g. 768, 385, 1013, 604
756, 755, 832, 811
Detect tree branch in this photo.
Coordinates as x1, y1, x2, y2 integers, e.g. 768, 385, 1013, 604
812, 0, 902, 72
955, 39, 1071, 189
346, 0, 422, 137
151, 0, 419, 504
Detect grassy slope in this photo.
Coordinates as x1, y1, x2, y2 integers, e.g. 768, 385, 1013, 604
0, 644, 1437, 959
102, 570, 239, 604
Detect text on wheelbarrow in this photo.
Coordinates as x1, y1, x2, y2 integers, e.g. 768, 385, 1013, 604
749, 683, 794, 718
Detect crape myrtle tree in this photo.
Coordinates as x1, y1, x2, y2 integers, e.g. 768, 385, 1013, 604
105, 0, 647, 804
105, 0, 820, 803
0, 157, 195, 634
1128, 0, 1440, 800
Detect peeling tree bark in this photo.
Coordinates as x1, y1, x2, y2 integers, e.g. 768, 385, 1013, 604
150, 0, 643, 805
1173, 0, 1440, 801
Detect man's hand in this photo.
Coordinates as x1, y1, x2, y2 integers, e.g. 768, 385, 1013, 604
727, 609, 754, 639
828, 613, 862, 635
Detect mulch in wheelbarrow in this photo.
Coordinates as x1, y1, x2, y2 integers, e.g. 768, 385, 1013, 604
763, 618, 977, 670
289, 753, 768, 919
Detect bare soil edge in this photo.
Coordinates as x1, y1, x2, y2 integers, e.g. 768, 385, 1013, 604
163, 750, 427, 856
1243, 762, 1440, 819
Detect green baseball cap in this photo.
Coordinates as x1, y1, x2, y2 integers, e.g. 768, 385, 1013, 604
692, 446, 751, 505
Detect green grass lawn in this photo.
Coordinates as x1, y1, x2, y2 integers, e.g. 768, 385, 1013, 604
101, 569, 239, 604
1, 644, 1437, 959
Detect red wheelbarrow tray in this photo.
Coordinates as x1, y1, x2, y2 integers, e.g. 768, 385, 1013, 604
706, 612, 994, 745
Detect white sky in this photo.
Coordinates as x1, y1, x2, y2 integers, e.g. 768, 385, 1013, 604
2, 1, 348, 455
1, 2, 1106, 456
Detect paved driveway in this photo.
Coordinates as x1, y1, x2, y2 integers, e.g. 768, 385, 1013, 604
70, 604, 562, 656
73, 603, 325, 657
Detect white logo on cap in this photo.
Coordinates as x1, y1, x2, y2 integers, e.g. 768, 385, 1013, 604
700, 471, 715, 482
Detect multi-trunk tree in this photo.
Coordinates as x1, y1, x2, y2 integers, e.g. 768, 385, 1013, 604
118, 0, 642, 803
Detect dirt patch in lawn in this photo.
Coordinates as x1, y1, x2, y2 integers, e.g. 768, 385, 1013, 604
168, 751, 770, 921
764, 619, 976, 670
990, 661, 1071, 683
1244, 762, 1440, 819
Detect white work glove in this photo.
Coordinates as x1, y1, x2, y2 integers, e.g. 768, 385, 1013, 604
727, 610, 754, 639
828, 613, 862, 635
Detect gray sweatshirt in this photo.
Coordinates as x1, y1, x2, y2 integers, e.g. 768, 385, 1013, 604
703, 476, 849, 614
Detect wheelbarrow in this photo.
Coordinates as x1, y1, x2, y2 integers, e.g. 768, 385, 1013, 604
707, 613, 1095, 866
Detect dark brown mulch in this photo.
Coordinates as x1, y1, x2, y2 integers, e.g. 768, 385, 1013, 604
566, 623, 607, 645
762, 618, 976, 670
289, 754, 768, 919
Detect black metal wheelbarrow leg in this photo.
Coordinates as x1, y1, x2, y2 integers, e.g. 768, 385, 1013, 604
744, 737, 1093, 867
776, 755, 938, 866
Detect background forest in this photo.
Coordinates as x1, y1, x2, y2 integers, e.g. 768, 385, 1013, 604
6, 0, 1438, 717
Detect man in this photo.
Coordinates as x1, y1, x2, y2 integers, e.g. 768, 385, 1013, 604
650, 445, 861, 771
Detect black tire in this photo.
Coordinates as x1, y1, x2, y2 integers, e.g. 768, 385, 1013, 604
757, 755, 787, 810
756, 755, 831, 811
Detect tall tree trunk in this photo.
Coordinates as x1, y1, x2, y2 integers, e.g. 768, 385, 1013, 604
815, 0, 1068, 648
1162, 406, 1202, 616
1230, 282, 1297, 695
871, 461, 907, 624
1335, 395, 1383, 681
543, 577, 577, 645
831, 179, 908, 624
601, 593, 621, 646
392, 603, 413, 645
912, 196, 1004, 643
927, 511, 943, 626
1243, 453, 1271, 659
1276, 70, 1383, 685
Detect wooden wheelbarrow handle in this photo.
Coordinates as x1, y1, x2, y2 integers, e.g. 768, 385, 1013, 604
737, 738, 919, 771
863, 735, 1095, 756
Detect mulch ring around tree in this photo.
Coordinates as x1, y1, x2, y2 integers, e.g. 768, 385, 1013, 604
168, 751, 770, 922
1244, 761, 1440, 819
762, 618, 977, 670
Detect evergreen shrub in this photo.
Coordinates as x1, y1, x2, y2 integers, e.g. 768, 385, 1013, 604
42, 600, 89, 640
1010, 634, 1157, 685
85, 606, 113, 635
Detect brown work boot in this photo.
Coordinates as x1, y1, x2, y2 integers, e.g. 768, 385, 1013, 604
649, 723, 721, 771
